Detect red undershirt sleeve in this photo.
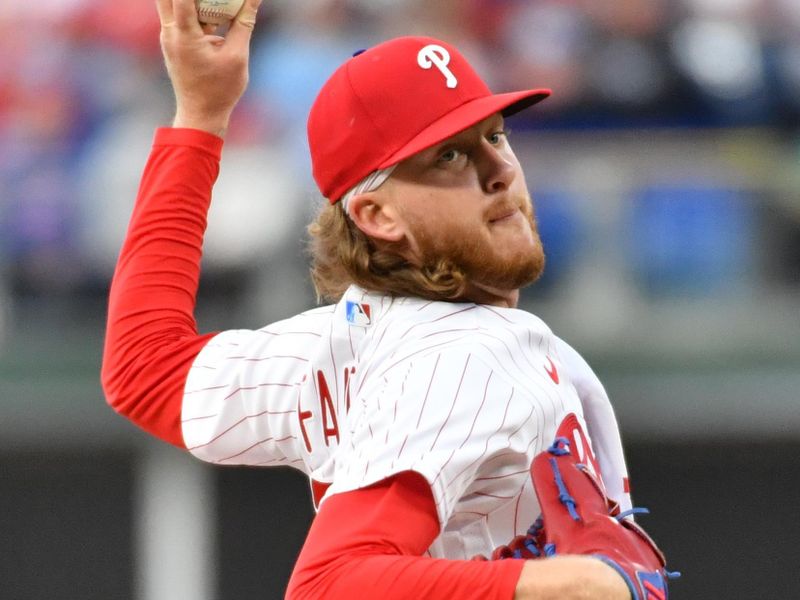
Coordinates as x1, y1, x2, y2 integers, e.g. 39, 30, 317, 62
287, 471, 525, 600
101, 128, 224, 448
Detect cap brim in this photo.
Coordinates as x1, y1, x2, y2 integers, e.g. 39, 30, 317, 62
377, 88, 551, 169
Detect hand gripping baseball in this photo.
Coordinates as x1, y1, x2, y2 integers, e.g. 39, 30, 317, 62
529, 437, 679, 600
156, 0, 262, 135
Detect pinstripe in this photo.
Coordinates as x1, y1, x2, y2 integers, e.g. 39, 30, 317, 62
414, 354, 441, 430
428, 354, 470, 452
442, 385, 516, 494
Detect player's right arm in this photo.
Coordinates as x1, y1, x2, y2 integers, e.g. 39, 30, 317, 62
101, 0, 262, 446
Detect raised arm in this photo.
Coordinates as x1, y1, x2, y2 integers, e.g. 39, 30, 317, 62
100, 0, 262, 446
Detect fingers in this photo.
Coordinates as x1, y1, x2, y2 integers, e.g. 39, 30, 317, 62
155, 0, 198, 32
172, 0, 202, 32
226, 0, 262, 47
155, 0, 174, 25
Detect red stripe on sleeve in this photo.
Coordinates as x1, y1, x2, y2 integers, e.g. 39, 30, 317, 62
287, 472, 524, 599
101, 128, 224, 448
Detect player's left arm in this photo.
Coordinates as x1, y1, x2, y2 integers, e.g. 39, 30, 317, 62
287, 472, 627, 600
286, 471, 523, 599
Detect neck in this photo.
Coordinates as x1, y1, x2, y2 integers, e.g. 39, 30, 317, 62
462, 283, 519, 308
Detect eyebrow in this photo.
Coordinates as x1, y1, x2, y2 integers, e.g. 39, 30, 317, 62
431, 116, 506, 153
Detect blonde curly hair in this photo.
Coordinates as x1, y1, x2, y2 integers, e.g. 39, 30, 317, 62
307, 201, 469, 304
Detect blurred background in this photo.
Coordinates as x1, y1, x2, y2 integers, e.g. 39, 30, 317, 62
1, 0, 799, 598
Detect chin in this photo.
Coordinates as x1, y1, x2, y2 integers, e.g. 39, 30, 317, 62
513, 237, 546, 285
474, 244, 545, 292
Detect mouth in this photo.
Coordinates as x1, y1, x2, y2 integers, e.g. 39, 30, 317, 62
488, 208, 521, 224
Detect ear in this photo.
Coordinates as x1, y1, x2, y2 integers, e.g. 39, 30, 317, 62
346, 192, 407, 244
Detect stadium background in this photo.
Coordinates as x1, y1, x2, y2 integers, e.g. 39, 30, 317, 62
1, 0, 799, 598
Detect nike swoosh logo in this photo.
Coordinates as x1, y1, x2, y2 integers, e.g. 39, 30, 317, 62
545, 356, 559, 385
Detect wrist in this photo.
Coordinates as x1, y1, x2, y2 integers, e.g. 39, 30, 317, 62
172, 109, 232, 138
515, 556, 630, 600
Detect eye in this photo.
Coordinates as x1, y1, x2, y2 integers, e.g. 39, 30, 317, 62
488, 128, 511, 145
438, 148, 463, 163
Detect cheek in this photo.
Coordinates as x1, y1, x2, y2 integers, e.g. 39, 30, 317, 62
402, 204, 453, 258
412, 210, 480, 260
511, 168, 530, 197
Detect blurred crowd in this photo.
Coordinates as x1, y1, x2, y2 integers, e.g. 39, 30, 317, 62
1, 0, 799, 301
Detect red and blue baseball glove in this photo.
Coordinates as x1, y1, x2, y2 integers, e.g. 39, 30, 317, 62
517, 436, 679, 599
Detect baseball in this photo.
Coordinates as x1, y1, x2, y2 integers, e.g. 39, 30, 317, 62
196, 0, 246, 25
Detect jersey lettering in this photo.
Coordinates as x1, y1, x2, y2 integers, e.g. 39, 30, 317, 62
344, 366, 355, 414
296, 366, 356, 454
318, 369, 340, 446
556, 412, 603, 489
298, 407, 313, 453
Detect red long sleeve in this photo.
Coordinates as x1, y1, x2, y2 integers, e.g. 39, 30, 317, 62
287, 471, 525, 600
101, 128, 223, 447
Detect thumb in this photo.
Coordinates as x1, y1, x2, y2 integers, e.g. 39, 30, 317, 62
226, 0, 262, 47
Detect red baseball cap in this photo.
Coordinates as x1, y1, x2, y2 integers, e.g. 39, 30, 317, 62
307, 36, 551, 204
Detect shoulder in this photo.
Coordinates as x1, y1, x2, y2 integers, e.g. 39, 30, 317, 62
245, 303, 336, 341
267, 303, 337, 331
372, 299, 551, 347
191, 304, 338, 369
359, 299, 561, 391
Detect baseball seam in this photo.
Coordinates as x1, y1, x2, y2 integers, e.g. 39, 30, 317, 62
198, 9, 232, 17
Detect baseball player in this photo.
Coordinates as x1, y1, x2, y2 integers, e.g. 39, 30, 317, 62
102, 0, 674, 598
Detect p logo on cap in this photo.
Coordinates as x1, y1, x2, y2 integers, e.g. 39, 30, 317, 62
307, 36, 551, 204
418, 44, 458, 89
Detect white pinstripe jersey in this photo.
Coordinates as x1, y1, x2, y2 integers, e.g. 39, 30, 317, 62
182, 285, 627, 559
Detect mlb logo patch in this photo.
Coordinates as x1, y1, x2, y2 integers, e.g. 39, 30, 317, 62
345, 301, 372, 326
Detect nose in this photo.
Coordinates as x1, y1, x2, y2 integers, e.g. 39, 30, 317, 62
479, 142, 516, 194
